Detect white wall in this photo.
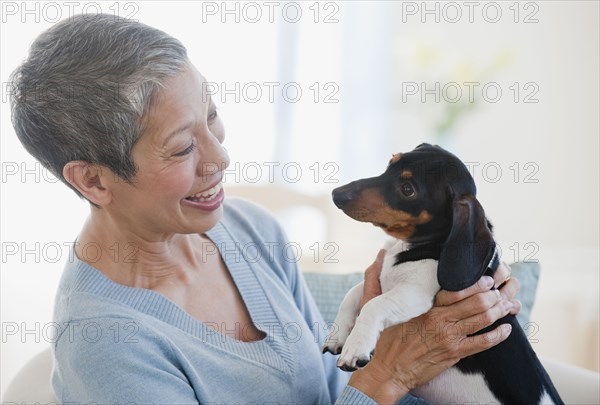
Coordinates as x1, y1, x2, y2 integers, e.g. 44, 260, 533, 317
1, 0, 598, 396
386, 1, 599, 372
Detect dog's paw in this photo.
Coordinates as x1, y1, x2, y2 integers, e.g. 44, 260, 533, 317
336, 336, 374, 371
322, 330, 347, 355
321, 341, 343, 355
336, 350, 372, 371
322, 321, 353, 356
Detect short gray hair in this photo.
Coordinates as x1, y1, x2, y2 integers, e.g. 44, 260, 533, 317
9, 14, 188, 200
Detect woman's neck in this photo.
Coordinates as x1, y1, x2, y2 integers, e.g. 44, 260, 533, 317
75, 208, 210, 290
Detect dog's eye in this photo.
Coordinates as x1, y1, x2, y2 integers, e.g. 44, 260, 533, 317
400, 183, 415, 197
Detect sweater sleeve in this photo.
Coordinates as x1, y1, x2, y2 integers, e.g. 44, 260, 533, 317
52, 316, 199, 404
336, 386, 430, 405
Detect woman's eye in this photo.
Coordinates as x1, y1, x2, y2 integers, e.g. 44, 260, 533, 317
174, 142, 196, 157
400, 182, 415, 197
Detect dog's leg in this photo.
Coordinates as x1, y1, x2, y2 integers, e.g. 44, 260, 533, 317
322, 281, 364, 355
336, 282, 437, 370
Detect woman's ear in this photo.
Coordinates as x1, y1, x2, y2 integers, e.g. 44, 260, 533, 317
438, 194, 497, 291
63, 161, 112, 206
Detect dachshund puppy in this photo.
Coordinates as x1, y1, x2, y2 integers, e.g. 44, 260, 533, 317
323, 144, 563, 404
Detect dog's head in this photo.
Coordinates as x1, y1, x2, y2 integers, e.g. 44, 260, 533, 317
333, 143, 496, 291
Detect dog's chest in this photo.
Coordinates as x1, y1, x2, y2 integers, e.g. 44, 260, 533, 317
379, 240, 441, 295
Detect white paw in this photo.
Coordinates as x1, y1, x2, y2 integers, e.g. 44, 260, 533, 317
322, 339, 343, 355
336, 332, 375, 371
322, 324, 351, 355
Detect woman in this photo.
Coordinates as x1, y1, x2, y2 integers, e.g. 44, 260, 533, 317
10, 14, 519, 404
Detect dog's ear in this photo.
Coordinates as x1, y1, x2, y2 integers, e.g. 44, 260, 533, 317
438, 194, 497, 291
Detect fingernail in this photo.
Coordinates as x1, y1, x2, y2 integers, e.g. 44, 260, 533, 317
509, 300, 522, 315
486, 323, 512, 343
481, 276, 494, 288
502, 300, 513, 312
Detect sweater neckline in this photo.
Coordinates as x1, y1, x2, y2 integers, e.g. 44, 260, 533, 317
65, 221, 292, 374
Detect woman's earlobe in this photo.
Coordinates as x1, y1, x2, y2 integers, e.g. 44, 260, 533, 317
63, 161, 111, 206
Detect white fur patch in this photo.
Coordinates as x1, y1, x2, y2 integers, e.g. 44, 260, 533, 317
538, 391, 555, 405
412, 367, 501, 404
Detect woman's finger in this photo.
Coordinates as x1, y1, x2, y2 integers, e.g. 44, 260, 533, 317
454, 298, 514, 335
508, 299, 522, 316
435, 275, 494, 307
438, 288, 503, 323
457, 323, 512, 358
495, 263, 522, 315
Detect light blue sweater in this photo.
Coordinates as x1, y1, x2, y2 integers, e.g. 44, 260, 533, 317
51, 198, 426, 404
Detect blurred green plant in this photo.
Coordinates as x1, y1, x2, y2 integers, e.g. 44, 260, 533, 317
396, 36, 513, 142
434, 50, 513, 139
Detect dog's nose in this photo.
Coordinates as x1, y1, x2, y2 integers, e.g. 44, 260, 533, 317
332, 186, 356, 209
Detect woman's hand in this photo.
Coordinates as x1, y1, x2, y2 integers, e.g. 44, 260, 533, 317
349, 256, 521, 404
436, 260, 522, 315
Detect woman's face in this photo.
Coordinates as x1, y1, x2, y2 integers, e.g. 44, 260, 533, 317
106, 63, 230, 239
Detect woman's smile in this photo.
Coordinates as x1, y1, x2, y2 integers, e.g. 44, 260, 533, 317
182, 181, 225, 211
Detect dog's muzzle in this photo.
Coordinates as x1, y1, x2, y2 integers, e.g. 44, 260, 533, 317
332, 184, 357, 209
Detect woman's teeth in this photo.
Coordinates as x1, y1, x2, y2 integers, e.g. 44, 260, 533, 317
186, 183, 222, 201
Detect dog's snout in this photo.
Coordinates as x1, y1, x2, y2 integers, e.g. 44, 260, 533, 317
332, 186, 356, 209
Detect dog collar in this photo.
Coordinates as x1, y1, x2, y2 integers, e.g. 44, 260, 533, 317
486, 244, 500, 272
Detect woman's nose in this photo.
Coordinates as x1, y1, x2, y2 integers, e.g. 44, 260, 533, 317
197, 136, 230, 177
